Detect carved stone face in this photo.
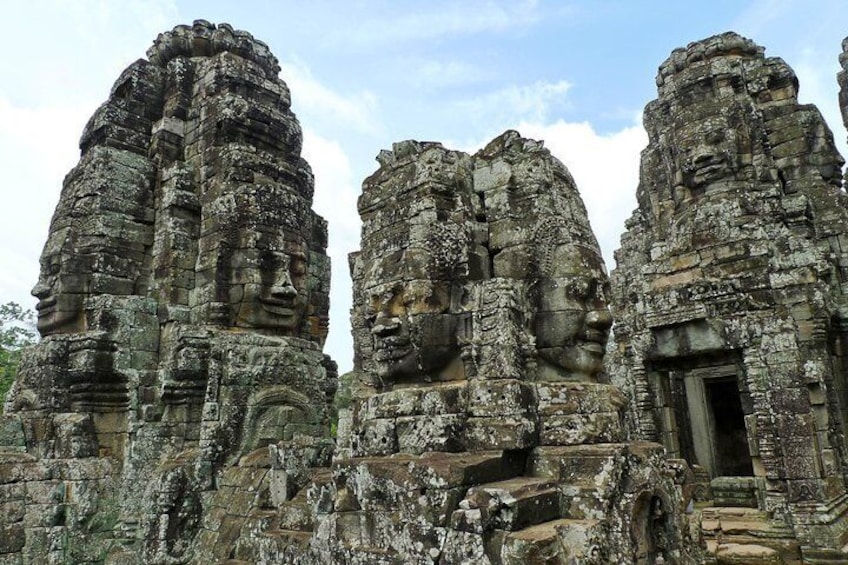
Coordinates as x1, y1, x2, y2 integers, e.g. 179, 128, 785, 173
31, 228, 88, 336
230, 245, 309, 331
675, 116, 739, 191
534, 242, 612, 380
365, 279, 459, 381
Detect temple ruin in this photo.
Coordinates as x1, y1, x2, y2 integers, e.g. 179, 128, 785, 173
0, 21, 335, 564
3, 20, 848, 565
609, 32, 848, 563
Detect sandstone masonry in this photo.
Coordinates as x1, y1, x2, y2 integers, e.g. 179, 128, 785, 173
4, 21, 848, 565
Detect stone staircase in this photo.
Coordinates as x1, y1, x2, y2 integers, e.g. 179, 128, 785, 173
449, 474, 607, 564
699, 507, 801, 564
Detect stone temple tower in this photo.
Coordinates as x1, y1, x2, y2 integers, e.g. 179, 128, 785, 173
0, 21, 335, 564
609, 32, 848, 563
304, 131, 694, 564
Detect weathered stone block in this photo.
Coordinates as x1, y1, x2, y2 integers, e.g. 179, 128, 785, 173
464, 416, 537, 451
467, 379, 535, 417
539, 412, 623, 446
500, 518, 603, 564
350, 418, 397, 457
535, 382, 625, 416
528, 444, 627, 482
396, 414, 465, 454
0, 524, 25, 554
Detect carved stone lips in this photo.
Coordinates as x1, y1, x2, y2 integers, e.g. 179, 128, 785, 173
581, 329, 608, 354
36, 296, 57, 315
693, 162, 727, 182
375, 349, 410, 362
580, 342, 605, 355
260, 299, 295, 316
374, 336, 411, 361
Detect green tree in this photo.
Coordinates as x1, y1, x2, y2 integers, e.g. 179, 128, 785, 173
0, 302, 37, 413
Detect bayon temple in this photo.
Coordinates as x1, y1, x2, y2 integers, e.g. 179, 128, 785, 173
4, 20, 848, 564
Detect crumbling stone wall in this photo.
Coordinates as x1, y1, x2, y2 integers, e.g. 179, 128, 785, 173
609, 32, 848, 563
0, 21, 335, 565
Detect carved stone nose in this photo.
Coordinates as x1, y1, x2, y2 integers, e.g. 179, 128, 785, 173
269, 270, 297, 299
270, 281, 297, 299
371, 317, 400, 337
586, 308, 612, 330
31, 280, 50, 299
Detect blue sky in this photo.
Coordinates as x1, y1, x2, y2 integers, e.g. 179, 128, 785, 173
2, 0, 846, 372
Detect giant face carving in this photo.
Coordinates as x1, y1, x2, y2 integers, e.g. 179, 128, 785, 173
229, 240, 309, 332
534, 241, 612, 381
31, 228, 89, 336
674, 115, 740, 192
365, 279, 460, 382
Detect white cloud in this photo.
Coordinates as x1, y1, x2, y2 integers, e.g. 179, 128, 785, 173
0, 98, 91, 310
457, 80, 572, 126
3, 1, 178, 106
0, 0, 178, 313
328, 0, 543, 48
405, 58, 490, 89
280, 60, 382, 136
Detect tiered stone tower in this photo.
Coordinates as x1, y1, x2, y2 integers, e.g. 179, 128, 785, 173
0, 21, 335, 564
304, 131, 693, 564
609, 32, 848, 563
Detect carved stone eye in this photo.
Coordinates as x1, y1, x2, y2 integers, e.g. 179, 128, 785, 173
705, 128, 725, 145
44, 261, 62, 277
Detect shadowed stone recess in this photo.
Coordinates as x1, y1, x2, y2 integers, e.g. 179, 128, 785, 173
609, 31, 848, 563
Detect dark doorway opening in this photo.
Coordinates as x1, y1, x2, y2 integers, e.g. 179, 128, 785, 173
706, 377, 753, 476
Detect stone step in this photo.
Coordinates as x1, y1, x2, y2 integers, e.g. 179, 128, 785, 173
335, 450, 525, 491
701, 508, 801, 563
713, 543, 786, 564
711, 477, 759, 508
528, 443, 629, 482
451, 477, 560, 533
497, 518, 603, 564
262, 528, 312, 547
700, 506, 794, 536
333, 450, 525, 519
802, 544, 848, 563
700, 506, 772, 521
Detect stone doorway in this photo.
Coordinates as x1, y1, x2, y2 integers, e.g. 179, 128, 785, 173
703, 376, 752, 476
681, 365, 753, 478
654, 362, 753, 478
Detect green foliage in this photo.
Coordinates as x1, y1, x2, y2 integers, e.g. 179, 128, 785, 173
0, 302, 37, 413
